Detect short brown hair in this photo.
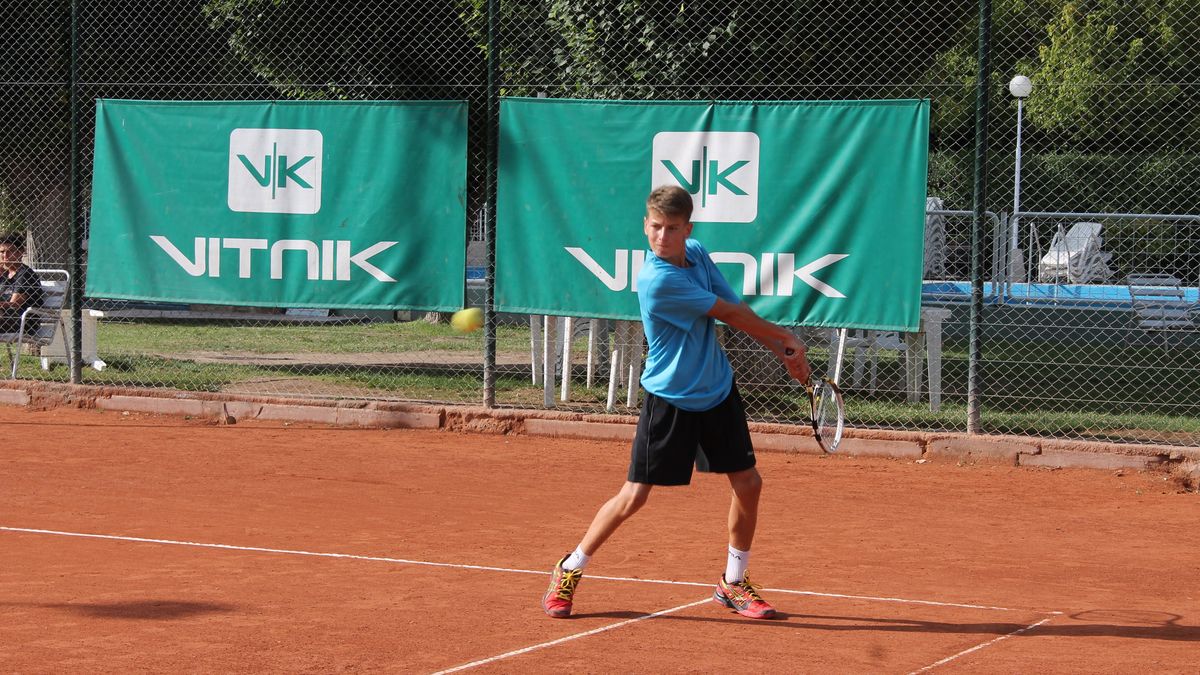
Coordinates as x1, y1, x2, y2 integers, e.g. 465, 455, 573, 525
646, 185, 693, 220
0, 232, 26, 252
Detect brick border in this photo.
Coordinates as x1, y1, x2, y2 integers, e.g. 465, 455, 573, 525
2, 380, 1196, 487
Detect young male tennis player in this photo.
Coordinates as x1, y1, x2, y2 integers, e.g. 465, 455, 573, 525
542, 185, 811, 620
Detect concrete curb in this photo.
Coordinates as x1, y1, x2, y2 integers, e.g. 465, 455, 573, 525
525, 418, 637, 442
1019, 449, 1166, 471
840, 438, 924, 459
0, 380, 1192, 485
0, 388, 32, 406
925, 438, 1038, 467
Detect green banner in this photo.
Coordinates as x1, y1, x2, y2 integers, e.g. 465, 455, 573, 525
496, 98, 929, 330
87, 100, 467, 310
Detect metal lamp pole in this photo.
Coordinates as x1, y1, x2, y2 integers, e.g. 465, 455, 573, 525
1008, 75, 1032, 284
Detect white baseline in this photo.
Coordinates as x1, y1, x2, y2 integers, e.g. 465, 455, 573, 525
2, 526, 1038, 613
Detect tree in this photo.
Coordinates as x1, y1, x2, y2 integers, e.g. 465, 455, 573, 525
463, 0, 966, 100
1021, 0, 1200, 151
1, 1, 249, 267
203, 0, 481, 99
0, 2, 69, 263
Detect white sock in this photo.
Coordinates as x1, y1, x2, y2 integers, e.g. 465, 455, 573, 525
725, 546, 750, 583
562, 546, 591, 571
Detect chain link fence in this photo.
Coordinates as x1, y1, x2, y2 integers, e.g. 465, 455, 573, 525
982, 0, 1200, 444
2, 1, 1197, 445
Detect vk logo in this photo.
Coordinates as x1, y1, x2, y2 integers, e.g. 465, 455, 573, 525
228, 128, 323, 214
651, 131, 759, 223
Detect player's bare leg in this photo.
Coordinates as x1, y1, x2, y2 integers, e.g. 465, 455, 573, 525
713, 467, 776, 618
726, 467, 762, 550
580, 480, 653, 554
544, 481, 652, 618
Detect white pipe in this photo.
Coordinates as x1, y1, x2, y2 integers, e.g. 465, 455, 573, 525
832, 328, 848, 386
606, 349, 621, 411
586, 319, 598, 388
560, 316, 573, 402
529, 315, 542, 385
543, 316, 556, 408
1012, 97, 1023, 250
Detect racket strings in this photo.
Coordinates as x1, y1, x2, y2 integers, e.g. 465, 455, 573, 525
809, 378, 844, 452
816, 386, 838, 430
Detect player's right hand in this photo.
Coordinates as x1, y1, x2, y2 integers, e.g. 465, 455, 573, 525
782, 341, 812, 383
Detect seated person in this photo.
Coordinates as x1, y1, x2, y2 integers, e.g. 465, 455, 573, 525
0, 233, 45, 335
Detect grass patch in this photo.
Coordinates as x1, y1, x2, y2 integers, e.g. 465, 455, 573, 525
14, 354, 282, 392
96, 319, 531, 354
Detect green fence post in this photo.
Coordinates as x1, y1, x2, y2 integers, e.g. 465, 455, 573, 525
68, 0, 83, 384
482, 0, 500, 408
967, 0, 993, 433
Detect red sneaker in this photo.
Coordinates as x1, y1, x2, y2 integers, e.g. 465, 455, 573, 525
713, 573, 777, 619
542, 555, 583, 618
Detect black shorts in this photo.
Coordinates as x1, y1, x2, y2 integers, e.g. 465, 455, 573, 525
627, 382, 756, 486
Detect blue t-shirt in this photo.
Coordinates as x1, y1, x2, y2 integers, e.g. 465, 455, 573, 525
637, 239, 740, 411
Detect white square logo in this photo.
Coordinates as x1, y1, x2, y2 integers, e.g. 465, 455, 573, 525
651, 131, 759, 223
228, 128, 323, 214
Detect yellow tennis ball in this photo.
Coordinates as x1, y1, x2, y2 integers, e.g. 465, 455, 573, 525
450, 307, 484, 333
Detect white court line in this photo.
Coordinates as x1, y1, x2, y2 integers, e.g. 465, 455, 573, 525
431, 598, 711, 674
1, 526, 1032, 612
0, 526, 548, 576
587, 572, 1027, 612
907, 615, 1059, 674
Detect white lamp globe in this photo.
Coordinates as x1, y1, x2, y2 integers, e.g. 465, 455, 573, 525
1009, 75, 1033, 98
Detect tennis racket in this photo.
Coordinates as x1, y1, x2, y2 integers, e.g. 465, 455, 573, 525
805, 375, 844, 453
785, 346, 845, 452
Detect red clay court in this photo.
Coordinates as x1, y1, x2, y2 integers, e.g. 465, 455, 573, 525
2, 404, 1198, 672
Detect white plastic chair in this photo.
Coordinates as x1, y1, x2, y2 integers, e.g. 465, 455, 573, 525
830, 329, 907, 392
1037, 222, 1114, 283
924, 197, 947, 279
829, 307, 953, 411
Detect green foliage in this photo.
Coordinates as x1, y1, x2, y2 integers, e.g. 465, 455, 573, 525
917, 0, 1199, 156
928, 151, 975, 209
203, 0, 479, 99
465, 0, 969, 99
0, 188, 22, 234
0, 3, 68, 231
1020, 151, 1200, 214
1021, 0, 1200, 149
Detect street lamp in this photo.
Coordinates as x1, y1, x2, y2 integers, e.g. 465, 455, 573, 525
1009, 74, 1033, 284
